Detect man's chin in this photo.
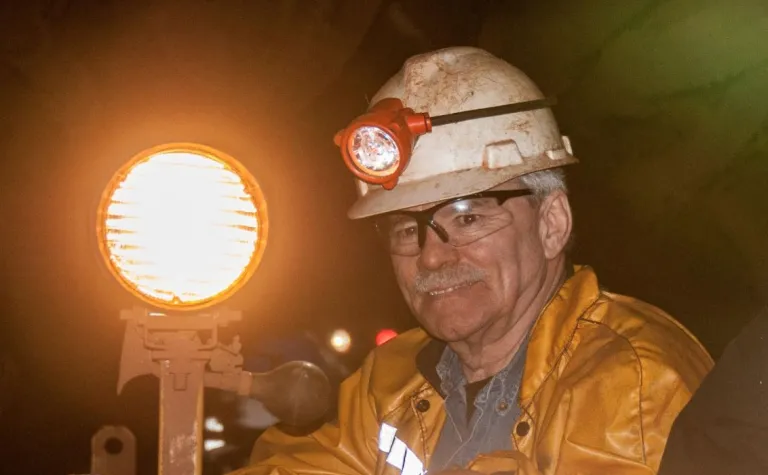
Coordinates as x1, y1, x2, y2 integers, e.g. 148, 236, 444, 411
419, 314, 483, 343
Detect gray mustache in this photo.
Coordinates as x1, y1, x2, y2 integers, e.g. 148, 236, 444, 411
413, 265, 487, 293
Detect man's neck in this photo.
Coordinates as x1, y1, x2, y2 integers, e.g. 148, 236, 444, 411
450, 263, 568, 383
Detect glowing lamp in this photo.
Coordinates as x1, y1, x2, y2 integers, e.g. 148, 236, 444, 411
375, 329, 398, 346
334, 98, 431, 190
334, 97, 557, 190
96, 143, 268, 311
204, 439, 226, 452
204, 416, 224, 433
329, 329, 352, 354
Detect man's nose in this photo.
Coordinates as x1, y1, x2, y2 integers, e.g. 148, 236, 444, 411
417, 226, 459, 271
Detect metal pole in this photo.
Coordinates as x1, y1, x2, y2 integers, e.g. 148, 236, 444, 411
157, 342, 206, 475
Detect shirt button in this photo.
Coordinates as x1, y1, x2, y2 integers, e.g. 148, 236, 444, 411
416, 399, 430, 412
497, 400, 509, 411
515, 421, 530, 437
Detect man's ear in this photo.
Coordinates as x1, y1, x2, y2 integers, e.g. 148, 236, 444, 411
537, 190, 573, 260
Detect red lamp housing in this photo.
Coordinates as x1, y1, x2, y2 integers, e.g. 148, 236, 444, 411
334, 98, 432, 190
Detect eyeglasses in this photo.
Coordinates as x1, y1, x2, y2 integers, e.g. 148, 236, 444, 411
374, 189, 533, 256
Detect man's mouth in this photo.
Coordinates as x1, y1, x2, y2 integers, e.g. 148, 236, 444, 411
426, 281, 476, 296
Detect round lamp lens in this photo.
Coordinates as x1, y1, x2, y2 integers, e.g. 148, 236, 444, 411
97, 144, 268, 310
349, 126, 400, 176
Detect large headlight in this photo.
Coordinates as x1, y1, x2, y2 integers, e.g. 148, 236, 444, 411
96, 143, 268, 310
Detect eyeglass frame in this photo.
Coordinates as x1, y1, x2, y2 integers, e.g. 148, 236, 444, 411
373, 189, 534, 255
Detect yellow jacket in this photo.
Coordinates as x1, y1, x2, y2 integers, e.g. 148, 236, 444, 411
234, 267, 713, 475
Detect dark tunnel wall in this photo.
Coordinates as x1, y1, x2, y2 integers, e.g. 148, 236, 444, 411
480, 0, 768, 354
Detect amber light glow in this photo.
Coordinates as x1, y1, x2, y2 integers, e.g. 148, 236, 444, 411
97, 143, 268, 310
329, 329, 352, 354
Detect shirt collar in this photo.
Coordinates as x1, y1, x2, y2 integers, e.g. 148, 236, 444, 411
435, 335, 531, 400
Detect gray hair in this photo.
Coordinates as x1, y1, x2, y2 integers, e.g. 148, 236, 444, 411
520, 168, 574, 253
519, 168, 568, 201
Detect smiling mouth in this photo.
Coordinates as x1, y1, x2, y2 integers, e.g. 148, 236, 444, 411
427, 281, 476, 296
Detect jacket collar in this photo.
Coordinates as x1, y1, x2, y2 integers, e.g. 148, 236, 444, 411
518, 265, 599, 404
415, 338, 446, 397
415, 265, 600, 404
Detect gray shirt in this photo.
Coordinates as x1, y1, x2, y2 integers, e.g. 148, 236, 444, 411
428, 338, 529, 472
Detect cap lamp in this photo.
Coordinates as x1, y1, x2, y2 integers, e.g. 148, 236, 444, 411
334, 97, 557, 189
334, 98, 431, 190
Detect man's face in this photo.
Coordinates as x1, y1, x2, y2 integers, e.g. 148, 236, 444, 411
389, 189, 550, 343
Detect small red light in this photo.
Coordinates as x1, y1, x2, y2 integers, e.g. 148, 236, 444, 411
375, 329, 398, 346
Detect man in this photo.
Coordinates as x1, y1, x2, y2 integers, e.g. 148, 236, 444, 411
232, 47, 713, 475
658, 311, 768, 475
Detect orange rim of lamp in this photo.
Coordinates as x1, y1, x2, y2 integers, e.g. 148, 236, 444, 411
96, 143, 269, 311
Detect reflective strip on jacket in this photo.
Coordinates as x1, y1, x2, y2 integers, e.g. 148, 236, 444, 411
232, 266, 713, 475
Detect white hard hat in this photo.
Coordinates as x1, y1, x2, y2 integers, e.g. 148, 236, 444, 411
347, 47, 577, 219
